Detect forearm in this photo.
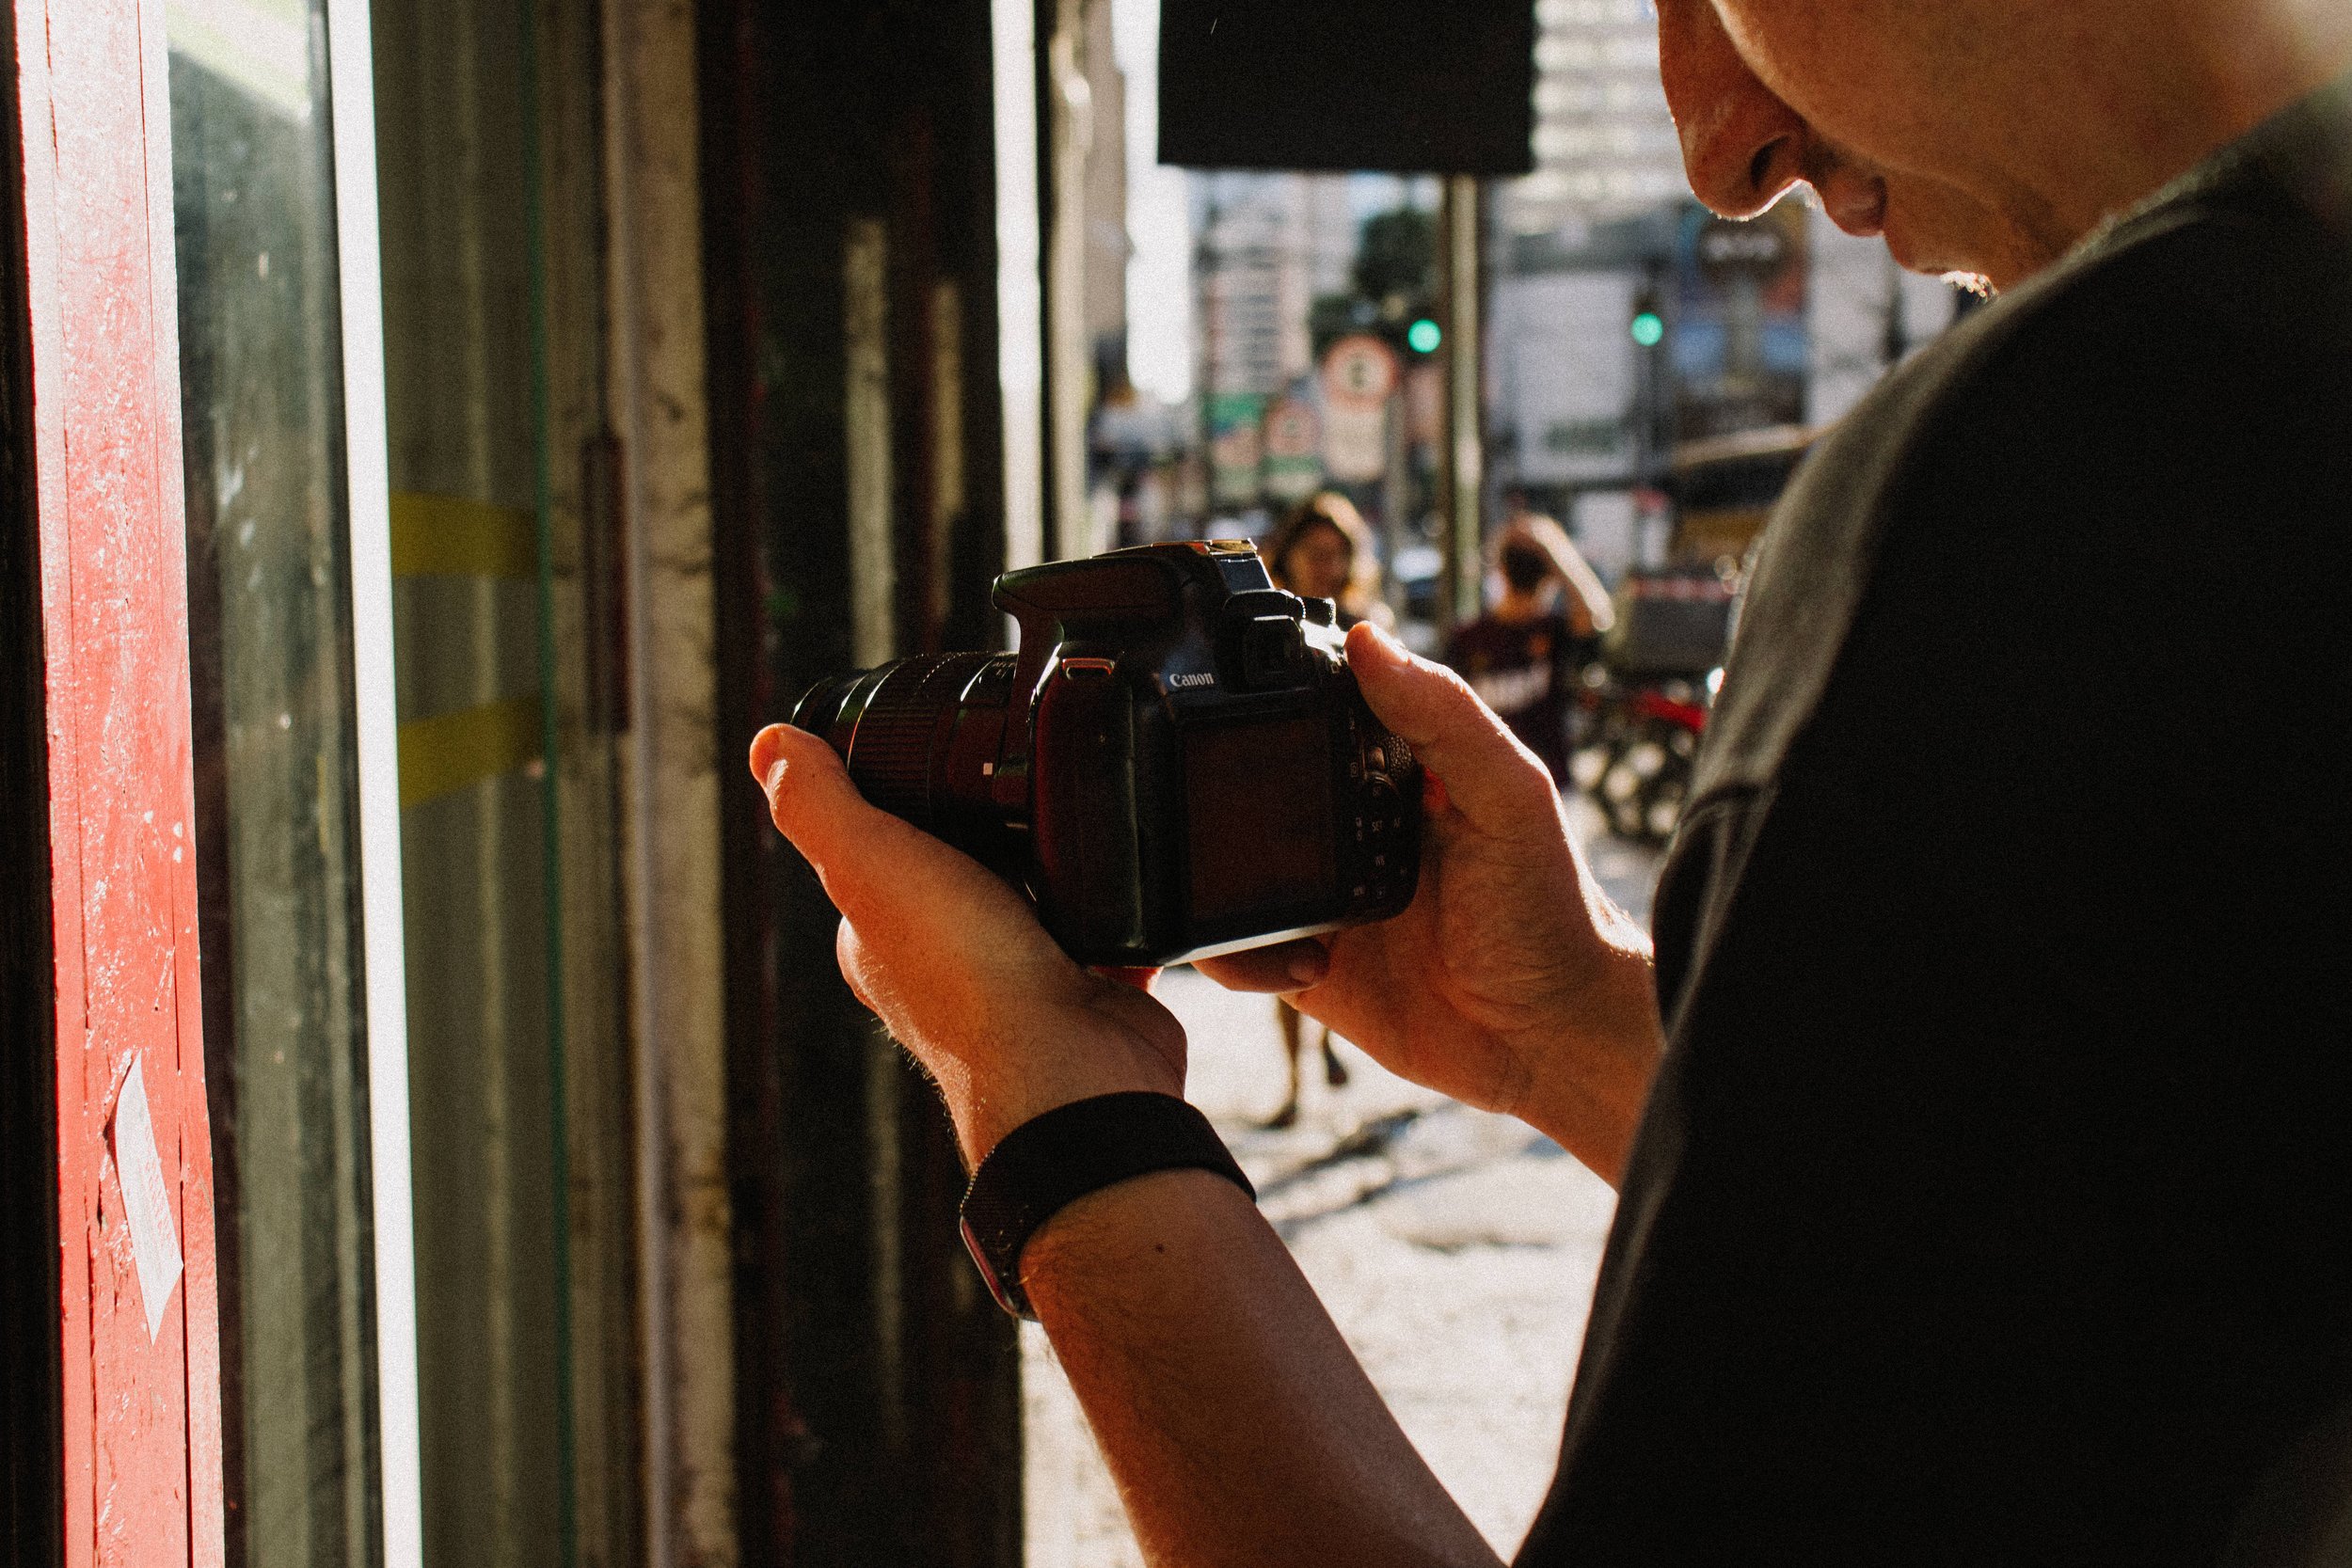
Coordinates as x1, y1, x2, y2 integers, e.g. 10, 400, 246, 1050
1507, 1016, 1660, 1187
1025, 1168, 1504, 1568
1494, 903, 1665, 1186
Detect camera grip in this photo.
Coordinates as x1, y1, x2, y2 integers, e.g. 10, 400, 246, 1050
1028, 662, 1152, 962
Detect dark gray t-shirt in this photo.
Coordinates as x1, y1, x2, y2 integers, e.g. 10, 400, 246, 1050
1520, 72, 2352, 1565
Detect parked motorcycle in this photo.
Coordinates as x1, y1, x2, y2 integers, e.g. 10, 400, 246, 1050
1579, 565, 1738, 845
1584, 671, 1713, 844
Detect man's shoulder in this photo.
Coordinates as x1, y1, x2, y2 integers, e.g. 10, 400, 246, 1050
1860, 177, 2352, 610
1698, 188, 2349, 800
1838, 177, 2346, 526
1836, 145, 2345, 496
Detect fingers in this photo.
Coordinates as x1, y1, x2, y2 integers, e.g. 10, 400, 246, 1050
748, 722, 996, 927
1091, 966, 1162, 994
1344, 622, 1557, 824
1194, 937, 1330, 995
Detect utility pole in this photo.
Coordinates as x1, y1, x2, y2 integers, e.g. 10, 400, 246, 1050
1438, 175, 1486, 632
1195, 175, 1219, 526
1630, 262, 1667, 492
1379, 384, 1408, 616
1041, 0, 1093, 559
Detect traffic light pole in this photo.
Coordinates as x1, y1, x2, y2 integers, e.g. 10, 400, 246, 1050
1438, 175, 1485, 633
1630, 266, 1666, 494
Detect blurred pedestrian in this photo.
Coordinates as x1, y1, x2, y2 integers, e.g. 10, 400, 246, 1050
1443, 514, 1613, 784
1260, 491, 1393, 631
1256, 492, 1392, 1124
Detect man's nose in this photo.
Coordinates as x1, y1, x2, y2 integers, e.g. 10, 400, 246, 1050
1657, 0, 1810, 219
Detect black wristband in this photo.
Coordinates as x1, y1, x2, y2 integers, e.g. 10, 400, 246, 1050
958, 1091, 1256, 1320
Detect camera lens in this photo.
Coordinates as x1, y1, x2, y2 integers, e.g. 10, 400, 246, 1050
788, 651, 1022, 858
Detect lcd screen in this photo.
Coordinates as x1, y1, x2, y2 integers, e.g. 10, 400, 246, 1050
1184, 717, 1336, 925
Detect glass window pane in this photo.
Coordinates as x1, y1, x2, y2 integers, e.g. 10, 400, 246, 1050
167, 0, 384, 1561
369, 0, 568, 1554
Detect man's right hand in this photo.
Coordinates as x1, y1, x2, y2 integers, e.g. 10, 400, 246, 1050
1197, 623, 1665, 1185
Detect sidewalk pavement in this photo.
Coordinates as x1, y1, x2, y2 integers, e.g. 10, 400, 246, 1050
1023, 800, 1663, 1567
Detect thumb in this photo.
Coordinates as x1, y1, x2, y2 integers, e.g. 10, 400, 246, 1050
1344, 621, 1556, 825
748, 721, 940, 920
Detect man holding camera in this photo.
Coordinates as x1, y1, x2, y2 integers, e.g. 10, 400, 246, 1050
752, 0, 2352, 1560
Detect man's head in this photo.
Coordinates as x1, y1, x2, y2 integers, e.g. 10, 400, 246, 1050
1658, 0, 2352, 289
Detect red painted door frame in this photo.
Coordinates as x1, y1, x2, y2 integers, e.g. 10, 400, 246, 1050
10, 0, 226, 1556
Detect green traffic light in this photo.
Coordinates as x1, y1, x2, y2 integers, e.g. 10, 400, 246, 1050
1630, 310, 1665, 348
1406, 318, 1442, 354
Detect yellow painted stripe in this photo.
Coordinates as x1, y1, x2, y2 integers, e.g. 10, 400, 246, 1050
398, 695, 543, 810
389, 491, 536, 579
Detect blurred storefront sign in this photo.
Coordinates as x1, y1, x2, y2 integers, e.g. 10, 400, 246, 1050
1262, 393, 1324, 501
1496, 269, 1640, 484
1321, 333, 1398, 483
1673, 203, 1810, 443
1209, 391, 1268, 504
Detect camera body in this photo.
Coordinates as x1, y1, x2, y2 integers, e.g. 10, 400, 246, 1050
790, 540, 1422, 967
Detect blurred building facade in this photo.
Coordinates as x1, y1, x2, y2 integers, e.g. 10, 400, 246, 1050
1502, 0, 1687, 234
1195, 173, 1358, 398
1487, 0, 1963, 579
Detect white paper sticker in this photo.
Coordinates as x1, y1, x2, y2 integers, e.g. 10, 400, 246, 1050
111, 1057, 183, 1342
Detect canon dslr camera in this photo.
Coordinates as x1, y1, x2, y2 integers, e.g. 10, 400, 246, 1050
789, 540, 1422, 967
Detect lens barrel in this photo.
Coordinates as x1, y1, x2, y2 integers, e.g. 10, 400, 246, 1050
788, 651, 1016, 840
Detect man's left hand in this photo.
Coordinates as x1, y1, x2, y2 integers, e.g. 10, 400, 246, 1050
750, 721, 1185, 1168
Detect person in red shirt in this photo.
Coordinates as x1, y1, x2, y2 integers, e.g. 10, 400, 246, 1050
1443, 514, 1613, 784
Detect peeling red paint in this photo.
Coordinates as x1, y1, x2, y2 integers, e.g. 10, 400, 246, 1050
14, 0, 224, 1556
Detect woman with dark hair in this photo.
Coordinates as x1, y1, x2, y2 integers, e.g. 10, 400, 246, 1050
1259, 491, 1393, 631
1256, 492, 1390, 1124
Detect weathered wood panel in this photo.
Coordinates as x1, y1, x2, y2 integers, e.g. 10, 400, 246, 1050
10, 0, 224, 1556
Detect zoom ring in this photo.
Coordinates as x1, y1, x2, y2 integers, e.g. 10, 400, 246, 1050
847, 652, 993, 826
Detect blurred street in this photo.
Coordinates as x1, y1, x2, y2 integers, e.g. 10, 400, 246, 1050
1024, 800, 1665, 1566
